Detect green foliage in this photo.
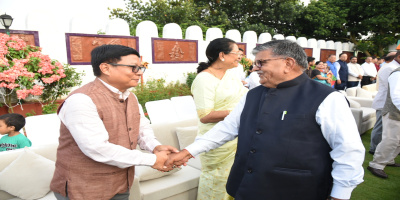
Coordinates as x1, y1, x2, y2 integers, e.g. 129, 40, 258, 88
109, 0, 304, 38
97, 29, 106, 35
131, 78, 192, 113
110, 0, 399, 57
25, 110, 36, 117
110, 0, 204, 37
299, 0, 400, 57
185, 72, 197, 89
42, 103, 58, 114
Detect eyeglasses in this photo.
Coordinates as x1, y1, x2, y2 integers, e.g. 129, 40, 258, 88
228, 51, 243, 56
254, 58, 286, 68
108, 63, 146, 73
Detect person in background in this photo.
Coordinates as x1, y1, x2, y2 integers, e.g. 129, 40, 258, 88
244, 65, 261, 90
347, 56, 364, 88
370, 51, 400, 155
247, 68, 261, 90
372, 56, 380, 72
191, 38, 248, 200
377, 58, 384, 68
336, 53, 349, 90
168, 40, 364, 200
311, 61, 331, 87
380, 52, 397, 68
50, 45, 178, 200
361, 57, 377, 87
305, 56, 315, 78
368, 65, 400, 178
0, 113, 31, 152
326, 54, 340, 88
229, 48, 247, 85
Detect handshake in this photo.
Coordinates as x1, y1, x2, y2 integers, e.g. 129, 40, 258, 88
151, 145, 194, 172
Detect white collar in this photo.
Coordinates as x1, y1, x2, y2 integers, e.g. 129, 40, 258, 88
98, 78, 130, 100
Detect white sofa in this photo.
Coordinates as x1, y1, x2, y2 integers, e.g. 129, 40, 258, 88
342, 87, 377, 134
348, 97, 376, 134
0, 115, 201, 200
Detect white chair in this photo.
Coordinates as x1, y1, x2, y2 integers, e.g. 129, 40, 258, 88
24, 113, 61, 146
170, 96, 198, 121
145, 99, 179, 124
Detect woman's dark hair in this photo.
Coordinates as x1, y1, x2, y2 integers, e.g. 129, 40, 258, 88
91, 45, 140, 76
0, 113, 26, 131
315, 61, 324, 65
197, 38, 236, 73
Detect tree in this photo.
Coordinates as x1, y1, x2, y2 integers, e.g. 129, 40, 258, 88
109, 0, 304, 38
110, 0, 204, 37
299, 0, 400, 57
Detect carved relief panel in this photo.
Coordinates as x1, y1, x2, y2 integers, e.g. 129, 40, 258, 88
151, 38, 198, 64
0, 30, 40, 46
66, 33, 139, 65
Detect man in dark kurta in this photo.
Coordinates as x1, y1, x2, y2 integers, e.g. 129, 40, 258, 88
169, 40, 365, 200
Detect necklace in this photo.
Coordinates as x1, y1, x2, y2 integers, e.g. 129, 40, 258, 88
208, 67, 219, 78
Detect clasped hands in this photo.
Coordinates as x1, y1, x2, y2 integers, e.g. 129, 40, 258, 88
152, 145, 193, 172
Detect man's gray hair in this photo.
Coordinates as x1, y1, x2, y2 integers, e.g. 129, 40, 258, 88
252, 40, 308, 69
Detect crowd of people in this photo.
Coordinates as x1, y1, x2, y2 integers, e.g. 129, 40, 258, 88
1, 39, 398, 200
303, 53, 397, 90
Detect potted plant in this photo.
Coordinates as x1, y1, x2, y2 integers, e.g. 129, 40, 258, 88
0, 33, 84, 115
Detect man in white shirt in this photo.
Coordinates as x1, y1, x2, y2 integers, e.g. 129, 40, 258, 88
346, 56, 363, 88
50, 45, 177, 200
361, 57, 377, 87
229, 48, 247, 84
368, 65, 400, 179
246, 71, 261, 90
167, 40, 364, 200
370, 51, 400, 155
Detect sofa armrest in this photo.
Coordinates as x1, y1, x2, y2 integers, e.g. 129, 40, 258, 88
350, 108, 362, 134
129, 175, 141, 200
347, 96, 373, 108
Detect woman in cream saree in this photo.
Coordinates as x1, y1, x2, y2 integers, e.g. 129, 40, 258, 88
191, 38, 248, 200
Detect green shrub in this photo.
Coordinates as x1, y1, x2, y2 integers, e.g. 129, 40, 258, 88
132, 78, 192, 113
186, 72, 197, 89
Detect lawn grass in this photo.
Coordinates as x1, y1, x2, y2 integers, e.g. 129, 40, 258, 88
351, 129, 400, 200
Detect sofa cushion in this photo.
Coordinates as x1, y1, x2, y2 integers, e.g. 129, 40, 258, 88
150, 119, 198, 150
348, 99, 361, 108
0, 148, 55, 200
176, 126, 198, 150
356, 87, 373, 98
346, 87, 357, 97
7, 191, 56, 200
360, 107, 376, 121
140, 166, 201, 200
135, 166, 181, 181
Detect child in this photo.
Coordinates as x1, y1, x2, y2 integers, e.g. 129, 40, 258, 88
0, 113, 31, 152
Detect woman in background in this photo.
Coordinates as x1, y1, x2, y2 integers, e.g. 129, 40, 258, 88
191, 38, 248, 200
311, 61, 331, 87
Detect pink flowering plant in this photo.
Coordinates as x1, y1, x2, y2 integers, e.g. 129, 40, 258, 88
0, 33, 83, 113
